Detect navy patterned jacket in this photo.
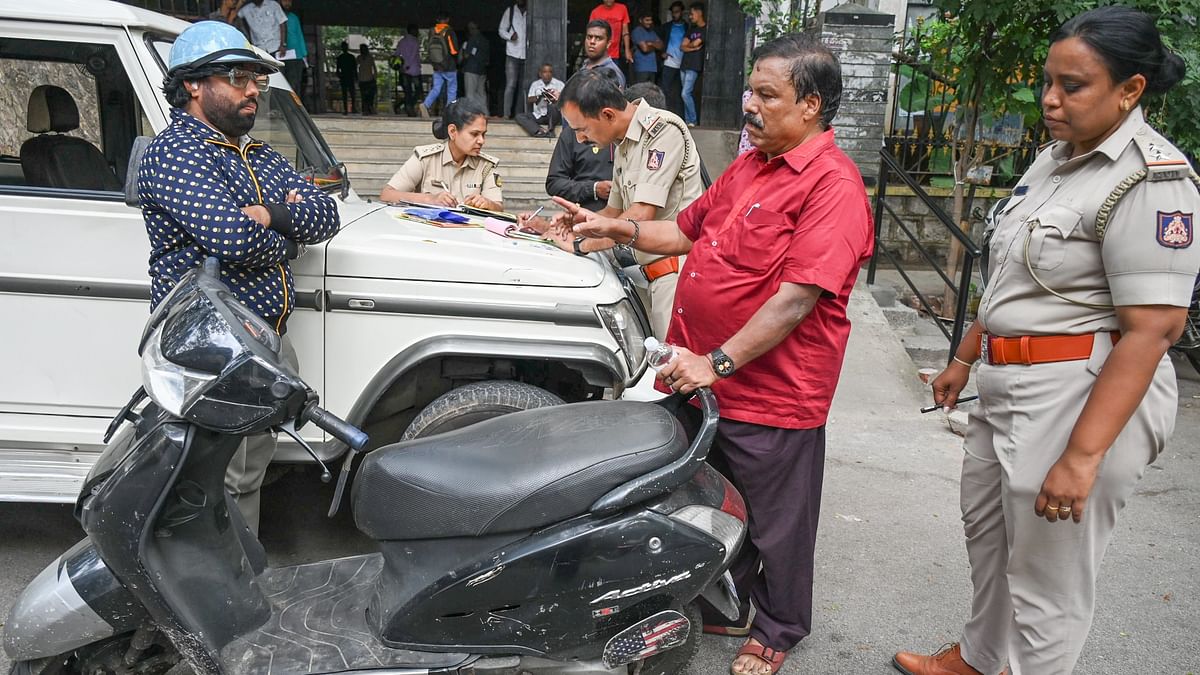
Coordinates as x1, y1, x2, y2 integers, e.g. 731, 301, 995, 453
137, 108, 340, 332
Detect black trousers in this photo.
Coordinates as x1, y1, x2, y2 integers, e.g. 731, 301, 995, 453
660, 66, 684, 118
677, 403, 826, 652
360, 80, 377, 115
515, 108, 561, 136
401, 73, 422, 114
339, 78, 356, 113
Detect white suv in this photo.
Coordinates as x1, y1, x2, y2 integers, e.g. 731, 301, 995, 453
0, 1, 653, 503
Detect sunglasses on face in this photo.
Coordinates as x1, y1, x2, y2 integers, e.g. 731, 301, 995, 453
216, 67, 271, 89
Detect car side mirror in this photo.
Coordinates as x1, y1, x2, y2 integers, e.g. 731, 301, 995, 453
124, 136, 152, 207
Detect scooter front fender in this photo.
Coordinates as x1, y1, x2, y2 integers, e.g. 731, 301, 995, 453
3, 539, 144, 661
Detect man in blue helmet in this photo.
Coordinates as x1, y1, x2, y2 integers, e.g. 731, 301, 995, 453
137, 20, 340, 534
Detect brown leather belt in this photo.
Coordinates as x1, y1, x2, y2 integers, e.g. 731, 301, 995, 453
979, 332, 1119, 366
642, 256, 681, 282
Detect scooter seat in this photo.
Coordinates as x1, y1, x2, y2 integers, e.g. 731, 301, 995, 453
353, 400, 687, 540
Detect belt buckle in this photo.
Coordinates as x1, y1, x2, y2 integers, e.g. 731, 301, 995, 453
980, 335, 991, 365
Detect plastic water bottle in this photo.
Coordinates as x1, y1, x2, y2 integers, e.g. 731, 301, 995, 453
644, 337, 676, 371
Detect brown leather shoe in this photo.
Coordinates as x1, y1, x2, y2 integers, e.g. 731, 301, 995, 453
892, 643, 983, 675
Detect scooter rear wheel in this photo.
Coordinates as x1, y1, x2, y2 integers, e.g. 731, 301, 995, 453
632, 603, 703, 675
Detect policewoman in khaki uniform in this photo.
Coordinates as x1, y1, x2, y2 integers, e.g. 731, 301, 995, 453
895, 8, 1200, 675
380, 98, 503, 211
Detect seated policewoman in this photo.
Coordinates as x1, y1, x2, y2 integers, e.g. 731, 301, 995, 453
379, 98, 503, 211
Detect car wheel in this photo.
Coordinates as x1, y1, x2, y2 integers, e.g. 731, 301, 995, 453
401, 380, 564, 440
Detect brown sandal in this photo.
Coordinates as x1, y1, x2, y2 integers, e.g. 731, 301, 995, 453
731, 638, 787, 675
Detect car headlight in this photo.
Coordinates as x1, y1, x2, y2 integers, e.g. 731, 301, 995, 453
142, 322, 217, 417
597, 299, 647, 377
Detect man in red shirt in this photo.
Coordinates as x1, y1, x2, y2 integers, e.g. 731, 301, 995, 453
552, 33, 872, 675
589, 0, 633, 66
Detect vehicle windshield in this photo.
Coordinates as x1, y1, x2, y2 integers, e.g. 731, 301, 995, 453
147, 36, 347, 194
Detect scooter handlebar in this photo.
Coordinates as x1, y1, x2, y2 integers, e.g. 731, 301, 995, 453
304, 404, 369, 451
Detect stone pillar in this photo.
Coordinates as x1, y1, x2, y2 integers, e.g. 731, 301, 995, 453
812, 2, 892, 185
699, 0, 749, 128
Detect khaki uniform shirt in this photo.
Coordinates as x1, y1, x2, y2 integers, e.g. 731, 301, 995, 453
608, 99, 703, 266
386, 143, 503, 205
979, 107, 1200, 337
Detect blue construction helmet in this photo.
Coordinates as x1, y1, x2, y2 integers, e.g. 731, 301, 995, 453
168, 21, 283, 74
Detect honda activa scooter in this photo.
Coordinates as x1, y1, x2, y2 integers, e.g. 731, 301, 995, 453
4, 258, 746, 675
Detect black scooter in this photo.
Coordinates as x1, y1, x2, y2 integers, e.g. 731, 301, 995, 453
3, 259, 746, 675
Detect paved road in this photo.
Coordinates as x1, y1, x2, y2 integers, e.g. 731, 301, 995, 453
3, 292, 1198, 673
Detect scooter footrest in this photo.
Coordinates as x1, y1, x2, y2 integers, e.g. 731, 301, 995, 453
601, 610, 690, 669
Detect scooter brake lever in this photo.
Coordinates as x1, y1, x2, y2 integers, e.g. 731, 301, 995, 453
327, 450, 358, 518
275, 421, 332, 483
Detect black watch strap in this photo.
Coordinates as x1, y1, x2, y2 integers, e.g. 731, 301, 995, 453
572, 237, 587, 256
710, 348, 735, 378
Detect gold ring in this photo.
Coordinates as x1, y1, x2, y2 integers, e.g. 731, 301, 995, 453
1058, 506, 1072, 513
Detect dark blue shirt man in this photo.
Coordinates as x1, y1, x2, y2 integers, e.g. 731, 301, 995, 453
138, 21, 340, 532
630, 11, 662, 83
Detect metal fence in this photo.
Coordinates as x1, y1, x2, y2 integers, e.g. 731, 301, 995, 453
867, 148, 982, 360
886, 22, 1047, 189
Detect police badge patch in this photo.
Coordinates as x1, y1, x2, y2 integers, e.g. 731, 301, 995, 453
647, 149, 665, 171
1157, 211, 1193, 248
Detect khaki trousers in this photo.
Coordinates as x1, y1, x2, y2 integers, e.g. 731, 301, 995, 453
225, 335, 298, 535
958, 334, 1176, 674
635, 250, 685, 340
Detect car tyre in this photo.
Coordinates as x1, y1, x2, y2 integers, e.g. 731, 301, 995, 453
401, 380, 564, 440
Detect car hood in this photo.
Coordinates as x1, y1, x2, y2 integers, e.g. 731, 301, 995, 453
328, 202, 606, 287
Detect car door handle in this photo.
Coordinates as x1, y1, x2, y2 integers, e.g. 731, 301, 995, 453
347, 298, 375, 310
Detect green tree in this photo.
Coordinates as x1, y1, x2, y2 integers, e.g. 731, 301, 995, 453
738, 0, 818, 45
919, 0, 1199, 309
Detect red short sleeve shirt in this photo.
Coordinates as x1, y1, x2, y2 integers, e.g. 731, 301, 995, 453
589, 2, 630, 59
661, 129, 874, 429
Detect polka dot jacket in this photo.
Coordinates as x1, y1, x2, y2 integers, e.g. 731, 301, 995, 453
137, 108, 340, 332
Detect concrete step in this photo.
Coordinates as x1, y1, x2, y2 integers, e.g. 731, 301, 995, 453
879, 302, 919, 335
314, 115, 538, 137
323, 133, 557, 152
349, 172, 548, 193
357, 190, 546, 214
341, 159, 551, 181
901, 333, 951, 369
867, 283, 898, 308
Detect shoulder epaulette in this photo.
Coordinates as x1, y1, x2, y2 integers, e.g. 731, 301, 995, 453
1133, 125, 1192, 182
414, 143, 444, 158
477, 151, 499, 166
645, 109, 687, 139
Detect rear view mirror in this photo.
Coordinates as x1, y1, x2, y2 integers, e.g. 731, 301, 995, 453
124, 136, 152, 207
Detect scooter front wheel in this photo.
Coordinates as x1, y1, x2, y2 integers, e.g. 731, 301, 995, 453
631, 603, 703, 675
8, 632, 181, 675
8, 656, 65, 675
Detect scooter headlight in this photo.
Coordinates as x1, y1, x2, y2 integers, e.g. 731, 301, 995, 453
141, 321, 218, 417
137, 260, 305, 432
598, 299, 648, 377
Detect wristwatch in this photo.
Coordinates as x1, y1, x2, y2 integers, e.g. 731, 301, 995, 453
710, 348, 735, 378
572, 237, 587, 256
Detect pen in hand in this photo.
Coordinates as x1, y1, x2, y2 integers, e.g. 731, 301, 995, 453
921, 395, 979, 414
